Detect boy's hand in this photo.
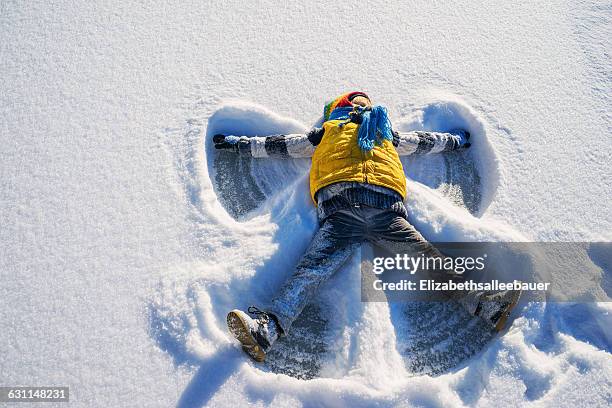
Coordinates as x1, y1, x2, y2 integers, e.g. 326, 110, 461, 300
213, 134, 251, 154
449, 129, 471, 149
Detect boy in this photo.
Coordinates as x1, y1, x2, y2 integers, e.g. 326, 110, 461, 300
215, 92, 520, 362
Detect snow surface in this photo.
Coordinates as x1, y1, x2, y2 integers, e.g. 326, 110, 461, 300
1, 0, 611, 407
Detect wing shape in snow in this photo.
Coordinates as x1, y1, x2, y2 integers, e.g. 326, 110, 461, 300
396, 97, 501, 216
206, 102, 310, 219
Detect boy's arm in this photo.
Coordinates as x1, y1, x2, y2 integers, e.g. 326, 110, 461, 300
393, 129, 471, 156
213, 128, 324, 158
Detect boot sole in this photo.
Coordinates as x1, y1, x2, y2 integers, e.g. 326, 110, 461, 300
494, 289, 522, 332
227, 310, 266, 362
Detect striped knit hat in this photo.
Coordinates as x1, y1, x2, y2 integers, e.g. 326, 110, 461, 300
323, 91, 370, 122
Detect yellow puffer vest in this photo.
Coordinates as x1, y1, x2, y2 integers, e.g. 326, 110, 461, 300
309, 119, 406, 204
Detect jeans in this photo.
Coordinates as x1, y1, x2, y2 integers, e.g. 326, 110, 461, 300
267, 205, 482, 334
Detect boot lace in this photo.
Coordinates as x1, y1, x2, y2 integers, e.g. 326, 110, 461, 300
247, 306, 270, 325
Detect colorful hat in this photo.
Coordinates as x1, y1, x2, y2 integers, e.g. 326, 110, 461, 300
323, 91, 370, 122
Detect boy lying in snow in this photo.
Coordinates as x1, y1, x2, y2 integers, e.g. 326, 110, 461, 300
215, 92, 521, 362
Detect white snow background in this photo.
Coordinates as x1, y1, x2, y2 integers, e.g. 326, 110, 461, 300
1, 0, 611, 407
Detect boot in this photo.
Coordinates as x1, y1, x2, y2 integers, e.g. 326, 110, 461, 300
475, 289, 522, 332
227, 306, 280, 362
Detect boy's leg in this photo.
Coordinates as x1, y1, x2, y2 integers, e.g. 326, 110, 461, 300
267, 209, 362, 335
366, 209, 497, 317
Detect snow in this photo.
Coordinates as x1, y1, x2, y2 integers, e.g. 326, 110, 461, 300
1, 0, 611, 407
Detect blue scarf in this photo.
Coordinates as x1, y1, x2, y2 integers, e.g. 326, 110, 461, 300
328, 105, 393, 151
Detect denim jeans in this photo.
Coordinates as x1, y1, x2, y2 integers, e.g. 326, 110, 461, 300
267, 205, 481, 334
